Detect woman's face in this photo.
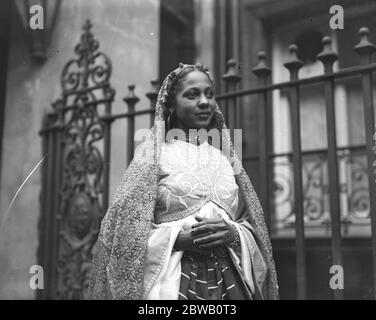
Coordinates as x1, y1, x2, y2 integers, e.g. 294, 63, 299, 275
172, 70, 216, 131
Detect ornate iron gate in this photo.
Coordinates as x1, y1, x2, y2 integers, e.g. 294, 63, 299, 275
38, 20, 114, 299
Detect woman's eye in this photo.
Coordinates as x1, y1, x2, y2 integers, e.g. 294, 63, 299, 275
185, 91, 197, 99
184, 89, 213, 99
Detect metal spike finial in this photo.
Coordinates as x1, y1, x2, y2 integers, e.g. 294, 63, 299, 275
288, 44, 300, 60
123, 84, 140, 105
222, 59, 241, 83
317, 36, 338, 73
317, 37, 338, 61
226, 58, 238, 70
284, 44, 304, 80
146, 80, 159, 100
252, 51, 271, 79
150, 80, 159, 91
360, 27, 370, 36
354, 27, 376, 57
257, 51, 267, 61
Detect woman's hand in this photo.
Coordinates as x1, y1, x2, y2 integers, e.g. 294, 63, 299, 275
190, 216, 239, 249
174, 228, 213, 254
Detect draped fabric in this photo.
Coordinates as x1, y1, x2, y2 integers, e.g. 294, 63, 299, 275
88, 64, 279, 300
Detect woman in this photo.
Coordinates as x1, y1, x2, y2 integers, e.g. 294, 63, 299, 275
89, 63, 279, 300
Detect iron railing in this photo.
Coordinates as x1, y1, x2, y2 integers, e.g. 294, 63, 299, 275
40, 22, 376, 300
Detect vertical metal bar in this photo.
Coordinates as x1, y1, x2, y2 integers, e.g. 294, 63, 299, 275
231, 0, 240, 63
43, 114, 57, 299
252, 52, 271, 231
226, 89, 235, 130
354, 27, 376, 299
235, 96, 241, 129
127, 111, 135, 164
222, 59, 241, 130
50, 118, 62, 299
227, 83, 236, 130
103, 103, 112, 213
233, 93, 238, 129
363, 67, 376, 298
146, 80, 159, 128
258, 90, 269, 228
123, 85, 139, 165
43, 0, 47, 21
318, 36, 343, 300
101, 85, 115, 214
24, 0, 30, 24
224, 100, 229, 125
219, 0, 227, 94
324, 74, 343, 299
150, 107, 155, 128
284, 45, 306, 300
362, 65, 376, 299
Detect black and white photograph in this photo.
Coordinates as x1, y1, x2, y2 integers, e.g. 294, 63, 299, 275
0, 0, 375, 304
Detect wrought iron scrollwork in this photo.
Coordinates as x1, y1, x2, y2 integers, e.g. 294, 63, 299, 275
61, 20, 112, 93
271, 147, 370, 234
40, 20, 114, 300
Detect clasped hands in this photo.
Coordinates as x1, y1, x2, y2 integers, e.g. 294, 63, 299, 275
174, 216, 238, 255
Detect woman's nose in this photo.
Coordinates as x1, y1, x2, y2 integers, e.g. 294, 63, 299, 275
198, 95, 209, 107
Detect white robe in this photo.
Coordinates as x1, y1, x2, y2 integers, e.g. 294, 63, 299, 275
142, 140, 267, 299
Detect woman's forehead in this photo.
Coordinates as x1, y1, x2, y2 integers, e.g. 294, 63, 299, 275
179, 71, 212, 88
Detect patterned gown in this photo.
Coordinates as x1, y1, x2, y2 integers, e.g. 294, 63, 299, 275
142, 139, 267, 300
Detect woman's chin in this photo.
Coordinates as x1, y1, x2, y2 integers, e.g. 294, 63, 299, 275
192, 119, 213, 130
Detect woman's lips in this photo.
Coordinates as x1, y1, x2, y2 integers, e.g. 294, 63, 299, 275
196, 112, 211, 119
